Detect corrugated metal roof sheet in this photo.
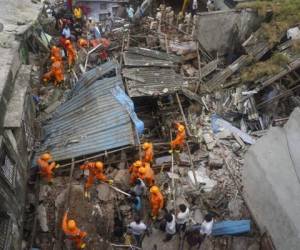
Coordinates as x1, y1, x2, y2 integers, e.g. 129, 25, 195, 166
38, 73, 136, 161
123, 52, 175, 67
122, 67, 186, 97
127, 47, 181, 63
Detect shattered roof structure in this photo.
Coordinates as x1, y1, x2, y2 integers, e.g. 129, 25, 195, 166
123, 67, 185, 97
38, 62, 136, 161
122, 47, 185, 97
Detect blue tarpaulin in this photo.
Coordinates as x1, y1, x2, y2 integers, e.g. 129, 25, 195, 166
212, 220, 251, 236
190, 220, 251, 236
211, 114, 255, 144
112, 86, 144, 135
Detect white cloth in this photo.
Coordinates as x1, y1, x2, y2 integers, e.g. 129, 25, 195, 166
133, 179, 146, 196
62, 27, 71, 38
200, 219, 214, 235
177, 207, 190, 225
166, 214, 176, 235
129, 221, 147, 235
192, 0, 198, 10
127, 7, 134, 18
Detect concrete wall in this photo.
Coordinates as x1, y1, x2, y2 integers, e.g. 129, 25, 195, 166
243, 108, 300, 250
194, 9, 261, 56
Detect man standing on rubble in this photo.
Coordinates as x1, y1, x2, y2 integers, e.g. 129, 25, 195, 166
138, 162, 155, 186
65, 40, 77, 69
163, 212, 176, 242
149, 185, 164, 219
200, 213, 214, 236
128, 216, 147, 247
176, 204, 190, 233
126, 4, 134, 21
129, 160, 143, 185
170, 123, 186, 151
133, 178, 146, 196
80, 161, 113, 197
36, 153, 59, 183
142, 142, 153, 164
62, 210, 87, 249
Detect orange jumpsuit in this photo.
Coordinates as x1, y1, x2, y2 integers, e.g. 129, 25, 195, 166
129, 164, 140, 185
80, 162, 108, 189
150, 191, 164, 217
171, 125, 186, 150
36, 157, 56, 182
66, 42, 77, 66
43, 60, 64, 85
138, 163, 155, 186
51, 46, 62, 62
143, 144, 153, 163
62, 212, 87, 249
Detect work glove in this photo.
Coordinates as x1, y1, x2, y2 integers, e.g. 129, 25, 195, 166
108, 179, 114, 185
55, 164, 60, 168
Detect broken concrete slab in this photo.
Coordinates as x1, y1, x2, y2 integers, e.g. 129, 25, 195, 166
114, 169, 130, 189
96, 183, 115, 202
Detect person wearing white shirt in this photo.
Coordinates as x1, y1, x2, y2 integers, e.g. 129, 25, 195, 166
176, 204, 190, 232
163, 213, 176, 242
129, 216, 147, 247
133, 178, 146, 196
200, 214, 214, 236
192, 0, 198, 15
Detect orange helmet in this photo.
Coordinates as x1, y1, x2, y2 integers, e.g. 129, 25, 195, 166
95, 161, 103, 170
134, 160, 142, 167
67, 220, 77, 230
142, 142, 151, 150
178, 125, 185, 132
41, 153, 52, 161
138, 167, 146, 175
150, 185, 160, 194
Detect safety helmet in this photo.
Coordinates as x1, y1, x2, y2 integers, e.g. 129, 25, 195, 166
67, 220, 76, 230
138, 167, 146, 175
150, 185, 160, 194
143, 142, 151, 150
52, 45, 57, 50
95, 161, 103, 170
178, 125, 185, 132
134, 160, 142, 167
41, 153, 51, 161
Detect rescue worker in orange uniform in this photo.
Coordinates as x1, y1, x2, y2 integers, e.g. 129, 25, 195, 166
170, 123, 186, 151
138, 162, 155, 187
80, 161, 113, 197
77, 38, 88, 48
129, 160, 143, 185
51, 46, 62, 62
149, 185, 164, 219
36, 153, 59, 183
142, 142, 153, 164
62, 210, 87, 249
65, 40, 77, 69
43, 56, 64, 86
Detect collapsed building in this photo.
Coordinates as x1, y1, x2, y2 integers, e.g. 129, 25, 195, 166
1, 0, 300, 249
